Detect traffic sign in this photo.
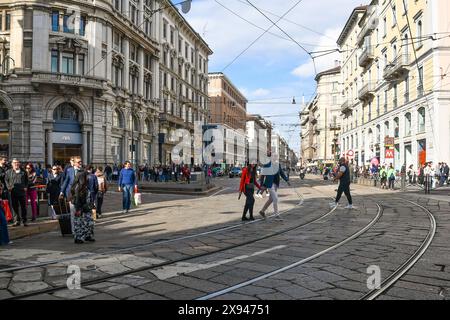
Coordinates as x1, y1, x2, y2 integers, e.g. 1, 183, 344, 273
346, 150, 354, 159
385, 148, 395, 159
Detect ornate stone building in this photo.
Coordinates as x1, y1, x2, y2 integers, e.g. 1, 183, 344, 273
0, 0, 211, 167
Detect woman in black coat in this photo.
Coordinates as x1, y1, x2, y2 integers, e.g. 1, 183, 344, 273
46, 165, 63, 211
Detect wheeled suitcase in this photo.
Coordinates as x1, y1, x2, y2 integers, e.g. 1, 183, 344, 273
54, 199, 70, 215
58, 213, 72, 236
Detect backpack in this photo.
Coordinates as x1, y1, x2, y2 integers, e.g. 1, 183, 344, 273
381, 171, 387, 178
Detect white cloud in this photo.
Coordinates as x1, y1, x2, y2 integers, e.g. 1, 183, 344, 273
291, 28, 342, 78
251, 88, 271, 97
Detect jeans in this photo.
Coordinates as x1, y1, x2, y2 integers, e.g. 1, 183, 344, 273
122, 185, 133, 210
242, 186, 255, 219
261, 185, 279, 215
26, 188, 38, 219
96, 193, 104, 215
11, 190, 27, 223
0, 205, 10, 245
388, 178, 395, 189
335, 183, 352, 205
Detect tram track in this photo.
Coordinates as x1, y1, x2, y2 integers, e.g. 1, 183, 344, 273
0, 183, 311, 274
360, 198, 437, 300
2, 184, 341, 299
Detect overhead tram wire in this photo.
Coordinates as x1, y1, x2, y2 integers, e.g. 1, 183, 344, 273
245, 0, 317, 76
214, 0, 337, 49
220, 0, 305, 72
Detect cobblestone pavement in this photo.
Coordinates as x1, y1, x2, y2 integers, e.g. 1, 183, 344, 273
0, 175, 449, 300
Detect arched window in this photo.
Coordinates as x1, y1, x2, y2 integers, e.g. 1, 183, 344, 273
405, 112, 411, 136
129, 114, 139, 132
418, 107, 425, 133
0, 103, 8, 120
351, 135, 354, 150
144, 119, 152, 135
368, 129, 373, 145
112, 109, 124, 128
394, 117, 399, 138
384, 121, 390, 137
355, 133, 358, 149
53, 103, 80, 122
376, 125, 381, 143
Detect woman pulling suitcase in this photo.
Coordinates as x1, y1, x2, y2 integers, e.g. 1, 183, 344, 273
71, 171, 96, 244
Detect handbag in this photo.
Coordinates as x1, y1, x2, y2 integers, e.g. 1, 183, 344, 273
1, 200, 13, 223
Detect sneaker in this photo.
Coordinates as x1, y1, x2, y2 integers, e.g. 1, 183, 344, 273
274, 214, 283, 221
126, 209, 129, 213
241, 217, 249, 222
259, 211, 266, 219
122, 210, 126, 214
345, 204, 353, 209
13, 222, 21, 227
329, 202, 338, 208
249, 217, 255, 221
23, 222, 28, 227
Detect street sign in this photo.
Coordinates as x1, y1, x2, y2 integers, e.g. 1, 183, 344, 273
346, 150, 354, 159
385, 148, 395, 159
385, 136, 394, 147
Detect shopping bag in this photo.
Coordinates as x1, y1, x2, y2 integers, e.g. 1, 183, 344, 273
92, 208, 97, 221
134, 192, 142, 206
1, 200, 13, 223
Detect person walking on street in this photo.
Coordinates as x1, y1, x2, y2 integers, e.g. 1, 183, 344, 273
71, 171, 95, 244
46, 165, 63, 219
118, 161, 136, 214
0, 157, 12, 215
5, 159, 29, 227
86, 165, 99, 206
380, 165, 388, 189
95, 167, 107, 218
60, 156, 83, 231
259, 154, 290, 221
330, 157, 353, 209
239, 163, 261, 221
0, 183, 11, 245
104, 164, 112, 183
387, 164, 396, 190
25, 163, 39, 222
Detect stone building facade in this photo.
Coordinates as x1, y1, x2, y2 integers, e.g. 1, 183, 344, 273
338, 1, 450, 170
0, 0, 211, 167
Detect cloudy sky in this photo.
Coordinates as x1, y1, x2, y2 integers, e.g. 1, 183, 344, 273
179, 0, 365, 154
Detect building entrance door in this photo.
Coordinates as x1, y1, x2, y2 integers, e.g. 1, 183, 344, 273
53, 144, 82, 166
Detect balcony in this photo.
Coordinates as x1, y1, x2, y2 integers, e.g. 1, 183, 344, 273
31, 71, 107, 92
159, 113, 185, 126
358, 82, 375, 101
383, 54, 411, 80
359, 46, 375, 68
329, 123, 341, 131
341, 100, 352, 114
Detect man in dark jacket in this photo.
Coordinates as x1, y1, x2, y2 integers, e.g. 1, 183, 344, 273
330, 157, 353, 209
60, 156, 83, 199
5, 159, 29, 226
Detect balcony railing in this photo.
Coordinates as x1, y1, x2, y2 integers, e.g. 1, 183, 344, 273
329, 123, 341, 131
383, 54, 411, 80
358, 82, 375, 101
159, 113, 185, 126
341, 100, 352, 114
31, 71, 107, 91
359, 46, 375, 67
